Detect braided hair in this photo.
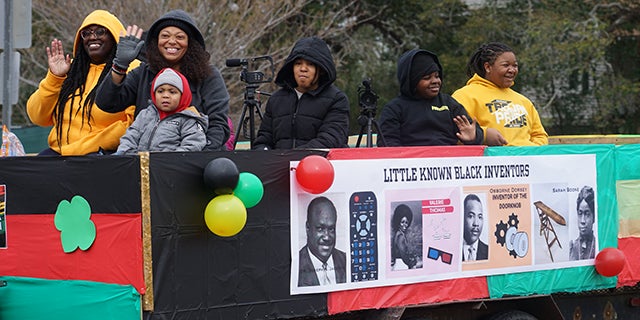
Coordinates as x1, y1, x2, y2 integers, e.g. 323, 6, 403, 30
53, 40, 116, 150
465, 42, 514, 78
146, 36, 212, 86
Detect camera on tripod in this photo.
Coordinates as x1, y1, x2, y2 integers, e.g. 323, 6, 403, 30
358, 78, 379, 114
355, 78, 385, 148
226, 55, 275, 149
226, 55, 275, 85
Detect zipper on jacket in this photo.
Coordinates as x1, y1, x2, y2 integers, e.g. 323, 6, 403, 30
144, 112, 176, 151
145, 122, 161, 151
291, 95, 301, 148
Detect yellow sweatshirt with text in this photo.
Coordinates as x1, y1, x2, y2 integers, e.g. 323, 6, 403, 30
452, 74, 548, 146
27, 10, 139, 155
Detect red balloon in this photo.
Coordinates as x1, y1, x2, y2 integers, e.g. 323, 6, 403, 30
595, 247, 626, 277
295, 155, 335, 194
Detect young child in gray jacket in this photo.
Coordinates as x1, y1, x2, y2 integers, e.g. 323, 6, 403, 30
116, 68, 208, 154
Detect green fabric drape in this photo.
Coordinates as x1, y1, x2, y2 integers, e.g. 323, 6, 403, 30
484, 144, 618, 298
0, 276, 140, 320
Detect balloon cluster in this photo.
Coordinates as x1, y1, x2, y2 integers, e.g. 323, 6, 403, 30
294, 155, 335, 194
203, 158, 264, 237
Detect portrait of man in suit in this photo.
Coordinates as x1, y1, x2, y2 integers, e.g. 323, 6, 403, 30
462, 194, 488, 261
298, 196, 346, 286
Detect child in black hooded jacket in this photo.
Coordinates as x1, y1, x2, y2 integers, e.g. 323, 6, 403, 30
378, 49, 483, 147
252, 37, 350, 150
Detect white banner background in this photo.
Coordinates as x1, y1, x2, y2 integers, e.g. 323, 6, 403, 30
290, 154, 598, 295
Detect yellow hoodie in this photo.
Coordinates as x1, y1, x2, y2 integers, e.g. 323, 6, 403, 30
452, 74, 548, 146
26, 10, 140, 155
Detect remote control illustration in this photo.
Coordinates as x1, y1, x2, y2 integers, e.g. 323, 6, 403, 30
350, 191, 378, 282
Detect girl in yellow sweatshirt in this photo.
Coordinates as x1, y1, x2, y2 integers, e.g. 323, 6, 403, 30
27, 10, 139, 155
452, 42, 548, 146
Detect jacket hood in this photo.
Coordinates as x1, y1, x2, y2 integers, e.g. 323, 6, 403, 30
151, 67, 193, 118
467, 72, 513, 88
146, 9, 205, 49
397, 49, 443, 98
275, 37, 336, 92
73, 10, 125, 56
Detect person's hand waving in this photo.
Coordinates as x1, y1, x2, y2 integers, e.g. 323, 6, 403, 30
46, 39, 71, 77
113, 25, 144, 72
454, 115, 477, 144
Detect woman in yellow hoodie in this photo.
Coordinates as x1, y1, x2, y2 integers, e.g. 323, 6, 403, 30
27, 10, 139, 155
452, 42, 548, 146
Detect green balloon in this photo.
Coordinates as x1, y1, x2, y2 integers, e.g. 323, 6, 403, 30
233, 172, 264, 208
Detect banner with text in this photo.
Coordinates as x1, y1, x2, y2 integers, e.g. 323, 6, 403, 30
290, 154, 598, 295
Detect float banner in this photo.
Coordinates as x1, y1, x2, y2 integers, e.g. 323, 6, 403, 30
290, 153, 598, 295
485, 144, 617, 298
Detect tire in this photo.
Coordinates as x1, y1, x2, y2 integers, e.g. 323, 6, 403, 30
487, 310, 538, 320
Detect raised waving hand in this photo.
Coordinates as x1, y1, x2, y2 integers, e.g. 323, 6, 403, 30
46, 39, 71, 77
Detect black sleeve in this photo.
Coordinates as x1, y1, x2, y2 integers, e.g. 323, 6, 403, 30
450, 98, 484, 145
377, 101, 402, 147
197, 66, 230, 151
95, 66, 144, 113
296, 89, 350, 149
252, 98, 275, 150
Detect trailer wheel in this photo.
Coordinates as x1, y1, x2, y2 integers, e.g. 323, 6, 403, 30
487, 310, 538, 320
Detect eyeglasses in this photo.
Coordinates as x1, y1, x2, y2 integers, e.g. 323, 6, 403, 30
427, 246, 453, 264
80, 27, 107, 40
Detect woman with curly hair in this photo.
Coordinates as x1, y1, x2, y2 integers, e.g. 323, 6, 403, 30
391, 204, 417, 270
27, 10, 138, 155
96, 10, 230, 151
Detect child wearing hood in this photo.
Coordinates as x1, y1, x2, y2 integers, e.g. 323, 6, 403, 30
252, 36, 350, 150
116, 68, 208, 154
378, 49, 483, 147
96, 10, 230, 151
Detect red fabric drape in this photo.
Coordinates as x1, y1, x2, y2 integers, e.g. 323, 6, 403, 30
617, 237, 640, 287
0, 213, 145, 294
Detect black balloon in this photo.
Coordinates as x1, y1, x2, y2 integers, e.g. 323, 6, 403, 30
203, 157, 239, 194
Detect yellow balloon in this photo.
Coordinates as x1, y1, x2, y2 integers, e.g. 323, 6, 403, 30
204, 194, 247, 237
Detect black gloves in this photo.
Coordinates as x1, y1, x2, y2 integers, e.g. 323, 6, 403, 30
113, 35, 145, 71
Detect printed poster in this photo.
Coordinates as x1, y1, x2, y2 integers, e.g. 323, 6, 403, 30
289, 154, 598, 294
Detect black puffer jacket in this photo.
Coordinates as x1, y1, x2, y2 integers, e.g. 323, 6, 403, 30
378, 49, 483, 146
252, 37, 350, 150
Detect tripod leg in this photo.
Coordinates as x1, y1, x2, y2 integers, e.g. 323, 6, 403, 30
371, 119, 386, 147
367, 117, 374, 147
248, 101, 257, 149
254, 101, 264, 120
249, 100, 264, 149
355, 125, 367, 148
234, 102, 249, 148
